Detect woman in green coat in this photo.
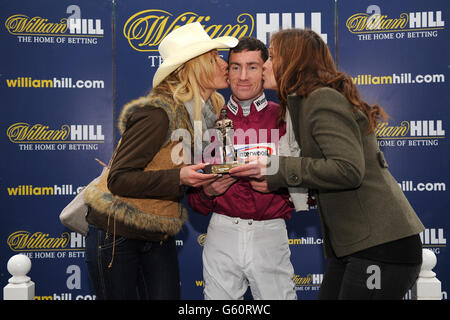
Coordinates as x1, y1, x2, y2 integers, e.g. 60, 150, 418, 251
230, 29, 425, 300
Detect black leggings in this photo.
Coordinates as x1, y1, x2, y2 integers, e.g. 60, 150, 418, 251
318, 256, 421, 300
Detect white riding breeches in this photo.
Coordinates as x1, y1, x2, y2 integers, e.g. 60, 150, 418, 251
202, 213, 297, 300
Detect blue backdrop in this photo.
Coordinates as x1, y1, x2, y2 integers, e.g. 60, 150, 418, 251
1, 0, 448, 300
338, 0, 449, 301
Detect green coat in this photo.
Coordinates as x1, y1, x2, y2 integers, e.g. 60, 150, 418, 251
267, 87, 424, 258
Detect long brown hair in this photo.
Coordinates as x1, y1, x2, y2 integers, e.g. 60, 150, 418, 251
270, 29, 388, 132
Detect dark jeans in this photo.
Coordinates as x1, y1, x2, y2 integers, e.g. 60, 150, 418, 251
318, 256, 421, 300
85, 224, 180, 300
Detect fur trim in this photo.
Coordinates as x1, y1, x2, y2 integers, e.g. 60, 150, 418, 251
117, 96, 153, 135
85, 93, 193, 238
117, 94, 193, 135
84, 181, 188, 236
84, 93, 193, 238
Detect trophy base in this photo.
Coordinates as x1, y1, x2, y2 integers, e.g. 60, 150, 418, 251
204, 162, 239, 174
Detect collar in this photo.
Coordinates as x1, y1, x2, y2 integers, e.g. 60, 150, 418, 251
226, 92, 268, 115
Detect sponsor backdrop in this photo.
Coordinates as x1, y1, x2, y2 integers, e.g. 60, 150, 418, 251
0, 0, 447, 300
337, 0, 449, 300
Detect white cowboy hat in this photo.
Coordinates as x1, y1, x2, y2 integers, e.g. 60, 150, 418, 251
153, 22, 239, 87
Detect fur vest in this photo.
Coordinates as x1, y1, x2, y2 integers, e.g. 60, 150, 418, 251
84, 92, 194, 240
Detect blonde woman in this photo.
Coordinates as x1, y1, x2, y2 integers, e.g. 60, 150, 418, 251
85, 23, 238, 300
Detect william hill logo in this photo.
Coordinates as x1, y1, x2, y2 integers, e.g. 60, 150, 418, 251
376, 120, 445, 147
346, 10, 444, 33
7, 231, 87, 258
376, 120, 445, 138
7, 231, 70, 252
5, 15, 104, 36
123, 10, 254, 52
7, 123, 105, 143
294, 274, 323, 292
4, 5, 104, 45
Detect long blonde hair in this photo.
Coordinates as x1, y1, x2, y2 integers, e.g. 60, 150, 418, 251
151, 50, 225, 121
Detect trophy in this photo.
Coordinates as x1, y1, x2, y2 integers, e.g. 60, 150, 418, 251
204, 108, 239, 174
